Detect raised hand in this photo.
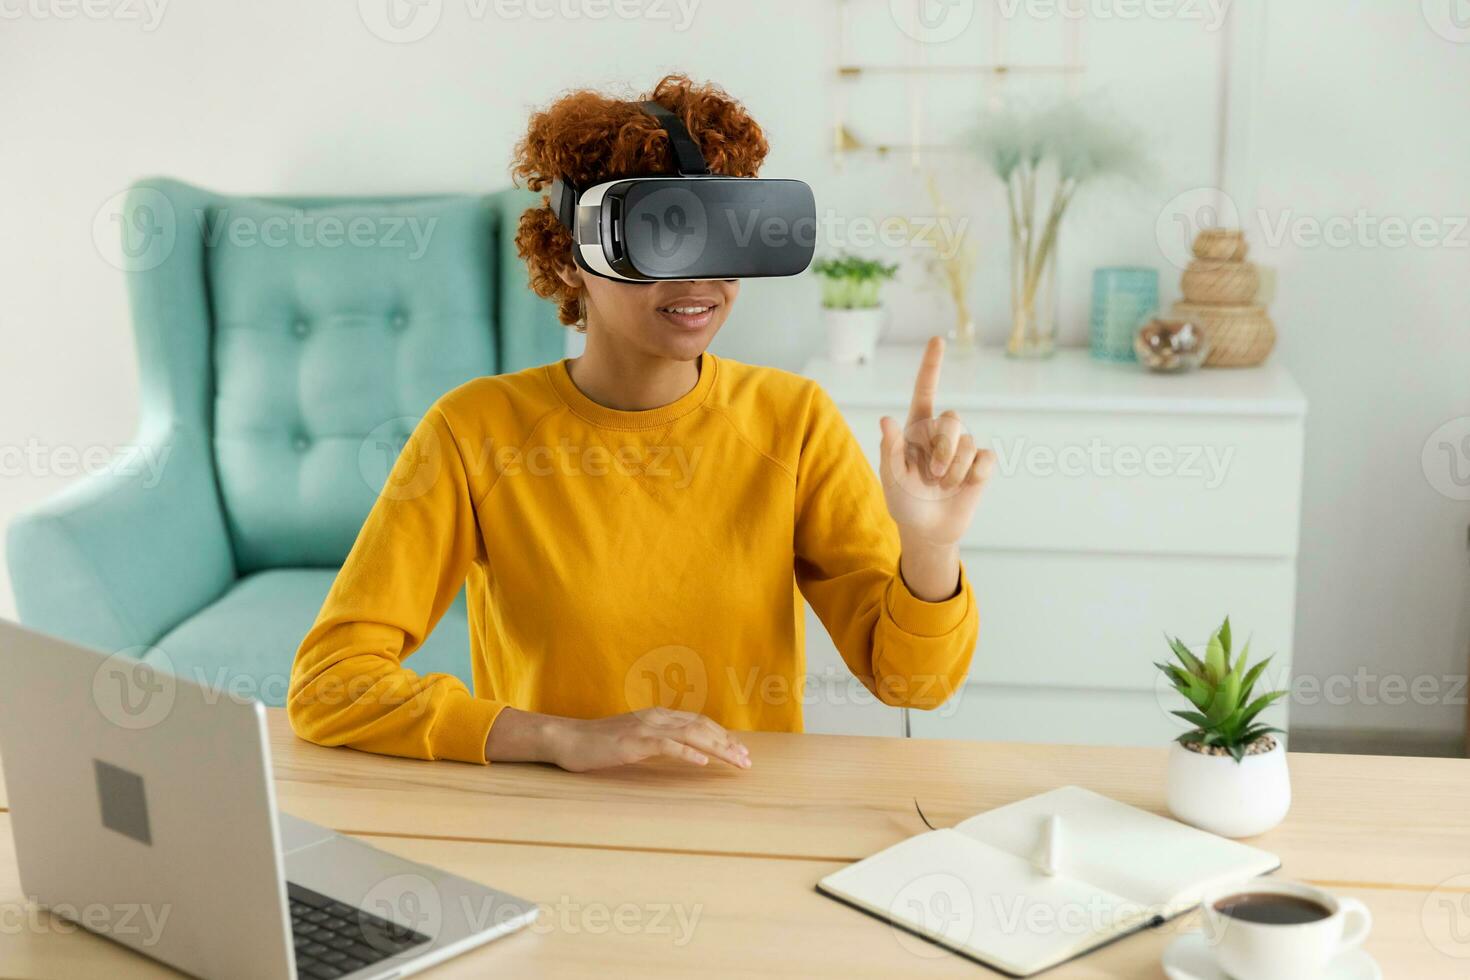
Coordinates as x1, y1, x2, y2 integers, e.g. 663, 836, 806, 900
878, 336, 995, 552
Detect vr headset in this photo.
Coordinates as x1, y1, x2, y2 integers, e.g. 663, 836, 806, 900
549, 101, 816, 283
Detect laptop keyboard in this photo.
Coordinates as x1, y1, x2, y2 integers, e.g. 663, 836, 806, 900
288, 881, 431, 979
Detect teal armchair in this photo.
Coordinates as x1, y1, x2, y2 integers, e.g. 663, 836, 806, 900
7, 178, 562, 701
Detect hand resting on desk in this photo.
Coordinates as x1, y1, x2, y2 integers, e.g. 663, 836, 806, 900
485, 705, 752, 772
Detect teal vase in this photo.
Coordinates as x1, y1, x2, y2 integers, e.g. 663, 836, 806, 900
1090, 267, 1159, 363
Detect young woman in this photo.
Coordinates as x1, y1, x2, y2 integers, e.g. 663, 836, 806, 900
288, 76, 994, 772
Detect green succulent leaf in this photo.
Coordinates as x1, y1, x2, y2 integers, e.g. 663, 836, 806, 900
1167, 635, 1207, 679
1238, 653, 1273, 703
1227, 743, 1246, 763
1218, 617, 1232, 660
1156, 660, 1212, 710
1240, 725, 1285, 744
1225, 653, 1246, 697
1218, 707, 1245, 739
1171, 710, 1211, 729
1181, 674, 1213, 710
1161, 668, 1191, 700
1204, 631, 1227, 684
1237, 690, 1289, 729
1206, 669, 1241, 726
1233, 638, 1250, 676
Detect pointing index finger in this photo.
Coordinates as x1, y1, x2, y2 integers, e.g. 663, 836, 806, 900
907, 336, 946, 425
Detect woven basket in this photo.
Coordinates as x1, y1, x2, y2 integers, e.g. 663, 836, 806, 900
1181, 259, 1259, 305
1192, 228, 1248, 262
1171, 302, 1276, 367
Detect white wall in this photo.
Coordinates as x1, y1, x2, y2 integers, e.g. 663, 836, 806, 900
1, 0, 1464, 740
1238, 3, 1470, 738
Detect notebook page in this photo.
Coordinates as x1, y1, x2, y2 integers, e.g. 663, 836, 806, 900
818, 829, 1143, 975
952, 786, 1278, 909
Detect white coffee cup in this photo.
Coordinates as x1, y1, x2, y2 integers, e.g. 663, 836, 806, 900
1200, 880, 1371, 980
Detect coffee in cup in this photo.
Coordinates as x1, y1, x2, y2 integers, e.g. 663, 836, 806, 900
1201, 880, 1371, 980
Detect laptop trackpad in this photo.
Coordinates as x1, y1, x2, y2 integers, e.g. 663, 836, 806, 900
278, 811, 338, 854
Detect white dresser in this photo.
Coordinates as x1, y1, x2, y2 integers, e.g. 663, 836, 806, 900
799, 347, 1307, 747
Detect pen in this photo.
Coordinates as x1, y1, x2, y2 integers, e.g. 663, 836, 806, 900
1035, 814, 1061, 876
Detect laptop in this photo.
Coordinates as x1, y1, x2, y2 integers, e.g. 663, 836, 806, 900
0, 618, 539, 979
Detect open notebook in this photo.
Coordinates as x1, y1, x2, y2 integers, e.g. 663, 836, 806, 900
817, 786, 1279, 977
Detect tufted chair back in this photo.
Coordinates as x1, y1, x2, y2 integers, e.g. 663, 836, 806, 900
134, 178, 563, 575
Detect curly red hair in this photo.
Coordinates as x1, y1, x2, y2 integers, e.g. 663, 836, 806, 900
511, 74, 769, 327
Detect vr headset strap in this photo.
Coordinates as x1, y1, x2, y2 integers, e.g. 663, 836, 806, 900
549, 178, 576, 230
549, 100, 711, 231
638, 100, 711, 176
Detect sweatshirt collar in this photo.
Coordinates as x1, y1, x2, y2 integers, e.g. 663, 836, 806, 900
548, 353, 718, 430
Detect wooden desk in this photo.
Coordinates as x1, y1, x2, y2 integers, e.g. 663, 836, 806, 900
1, 710, 1466, 977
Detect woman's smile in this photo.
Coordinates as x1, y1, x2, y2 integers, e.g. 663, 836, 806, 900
654, 296, 721, 331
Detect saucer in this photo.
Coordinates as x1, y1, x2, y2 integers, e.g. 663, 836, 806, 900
1162, 931, 1381, 980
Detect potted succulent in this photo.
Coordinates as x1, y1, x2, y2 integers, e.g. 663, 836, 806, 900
1155, 618, 1291, 838
812, 254, 898, 365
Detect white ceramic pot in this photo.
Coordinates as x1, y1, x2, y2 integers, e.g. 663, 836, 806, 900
1166, 739, 1291, 838
824, 308, 885, 365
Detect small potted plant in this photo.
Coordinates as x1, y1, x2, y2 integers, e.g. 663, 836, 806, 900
812, 254, 898, 365
1155, 618, 1291, 838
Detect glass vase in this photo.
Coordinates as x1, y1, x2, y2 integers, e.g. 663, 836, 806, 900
1007, 234, 1059, 359
949, 316, 977, 352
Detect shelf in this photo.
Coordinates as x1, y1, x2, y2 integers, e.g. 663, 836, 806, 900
838, 64, 1086, 77
833, 143, 970, 156
804, 347, 1307, 418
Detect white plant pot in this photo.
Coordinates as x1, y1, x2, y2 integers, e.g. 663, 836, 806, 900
824, 308, 885, 365
1166, 739, 1291, 839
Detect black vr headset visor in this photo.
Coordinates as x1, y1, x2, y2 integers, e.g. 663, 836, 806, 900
550, 102, 817, 283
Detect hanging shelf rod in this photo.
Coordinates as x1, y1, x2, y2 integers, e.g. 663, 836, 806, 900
838, 64, 1085, 77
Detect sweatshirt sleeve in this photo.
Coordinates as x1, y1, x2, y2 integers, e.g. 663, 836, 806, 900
793, 385, 978, 709
287, 405, 504, 763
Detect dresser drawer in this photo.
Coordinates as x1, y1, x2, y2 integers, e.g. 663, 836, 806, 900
964, 550, 1295, 689
804, 550, 1296, 691
842, 409, 1304, 558
799, 674, 907, 737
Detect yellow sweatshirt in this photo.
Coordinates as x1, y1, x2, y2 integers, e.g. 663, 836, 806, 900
288, 354, 977, 763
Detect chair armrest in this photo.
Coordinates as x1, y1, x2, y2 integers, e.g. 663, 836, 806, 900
6, 423, 234, 653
